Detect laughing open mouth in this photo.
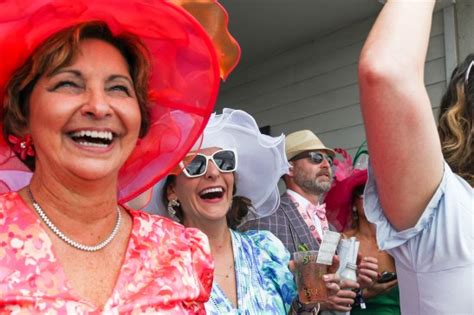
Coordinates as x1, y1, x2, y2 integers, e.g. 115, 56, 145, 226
199, 187, 225, 199
68, 130, 115, 148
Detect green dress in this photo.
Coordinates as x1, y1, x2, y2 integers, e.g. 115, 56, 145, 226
351, 286, 400, 315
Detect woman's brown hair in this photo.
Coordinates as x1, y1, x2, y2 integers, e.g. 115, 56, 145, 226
438, 54, 474, 186
3, 21, 152, 170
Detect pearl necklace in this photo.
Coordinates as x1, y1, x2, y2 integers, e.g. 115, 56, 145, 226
28, 188, 122, 252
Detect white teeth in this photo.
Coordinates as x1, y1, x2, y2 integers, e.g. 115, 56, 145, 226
77, 141, 109, 148
70, 130, 113, 140
200, 187, 224, 195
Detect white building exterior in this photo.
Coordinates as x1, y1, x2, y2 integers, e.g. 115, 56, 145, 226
217, 1, 473, 156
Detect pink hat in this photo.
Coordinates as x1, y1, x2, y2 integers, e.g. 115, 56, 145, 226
325, 148, 368, 232
0, 0, 240, 202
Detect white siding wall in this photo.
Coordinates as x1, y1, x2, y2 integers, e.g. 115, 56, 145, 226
217, 11, 447, 156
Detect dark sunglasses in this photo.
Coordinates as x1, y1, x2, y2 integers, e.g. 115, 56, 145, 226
179, 149, 238, 178
291, 151, 334, 167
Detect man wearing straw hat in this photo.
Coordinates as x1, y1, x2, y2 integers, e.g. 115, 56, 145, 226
244, 129, 379, 313
245, 130, 338, 253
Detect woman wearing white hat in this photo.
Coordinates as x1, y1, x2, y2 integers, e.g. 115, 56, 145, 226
146, 108, 341, 314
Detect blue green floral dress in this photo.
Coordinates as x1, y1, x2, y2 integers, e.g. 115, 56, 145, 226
205, 229, 296, 314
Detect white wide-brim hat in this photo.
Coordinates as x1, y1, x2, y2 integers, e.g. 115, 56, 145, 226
144, 108, 289, 221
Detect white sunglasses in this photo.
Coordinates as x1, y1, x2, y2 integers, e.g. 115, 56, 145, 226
178, 149, 238, 178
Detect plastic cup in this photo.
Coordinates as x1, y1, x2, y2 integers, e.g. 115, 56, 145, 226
294, 250, 328, 304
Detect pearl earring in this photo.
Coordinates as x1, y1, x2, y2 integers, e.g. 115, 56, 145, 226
352, 205, 359, 221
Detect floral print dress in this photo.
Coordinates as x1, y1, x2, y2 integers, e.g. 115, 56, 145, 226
206, 229, 296, 315
0, 192, 213, 314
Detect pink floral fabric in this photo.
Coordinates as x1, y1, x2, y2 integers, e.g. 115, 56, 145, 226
0, 192, 213, 314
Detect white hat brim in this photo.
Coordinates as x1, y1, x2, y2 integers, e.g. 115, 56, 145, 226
144, 108, 289, 220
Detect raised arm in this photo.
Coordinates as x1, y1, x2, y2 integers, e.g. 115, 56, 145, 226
358, 0, 443, 231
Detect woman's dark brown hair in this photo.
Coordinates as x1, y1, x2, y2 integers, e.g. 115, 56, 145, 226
3, 21, 152, 170
350, 185, 365, 229
438, 54, 474, 186
162, 175, 252, 229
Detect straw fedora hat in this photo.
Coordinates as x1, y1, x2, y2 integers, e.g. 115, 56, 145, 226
285, 130, 335, 161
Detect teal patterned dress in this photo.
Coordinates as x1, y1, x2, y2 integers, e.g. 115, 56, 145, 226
205, 229, 296, 315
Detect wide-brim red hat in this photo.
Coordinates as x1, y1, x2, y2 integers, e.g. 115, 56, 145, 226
0, 0, 240, 202
325, 148, 368, 231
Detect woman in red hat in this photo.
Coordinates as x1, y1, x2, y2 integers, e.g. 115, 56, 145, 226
325, 149, 400, 315
0, 0, 239, 313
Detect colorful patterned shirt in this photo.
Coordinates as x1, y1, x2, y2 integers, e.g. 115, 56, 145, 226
206, 229, 296, 315
0, 192, 213, 314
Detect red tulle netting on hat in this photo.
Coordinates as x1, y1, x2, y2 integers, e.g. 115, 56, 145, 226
0, 0, 240, 202
325, 148, 368, 232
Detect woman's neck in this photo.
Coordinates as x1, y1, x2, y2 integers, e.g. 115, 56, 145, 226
208, 227, 233, 256
26, 168, 119, 223
355, 216, 377, 239
18, 168, 125, 248
200, 221, 237, 307
183, 217, 232, 253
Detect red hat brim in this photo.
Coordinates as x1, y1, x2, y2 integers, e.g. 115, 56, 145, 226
325, 169, 368, 232
0, 0, 221, 202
